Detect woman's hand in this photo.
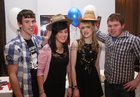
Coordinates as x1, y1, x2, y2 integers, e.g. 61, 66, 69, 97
123, 79, 139, 91
72, 88, 80, 97
67, 87, 73, 97
39, 92, 46, 97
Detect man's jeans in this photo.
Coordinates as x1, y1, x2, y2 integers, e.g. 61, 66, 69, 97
104, 80, 135, 97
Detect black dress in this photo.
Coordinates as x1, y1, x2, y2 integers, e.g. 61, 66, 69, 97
43, 46, 69, 97
76, 43, 103, 97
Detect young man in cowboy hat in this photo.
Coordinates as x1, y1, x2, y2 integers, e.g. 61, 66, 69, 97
70, 10, 103, 97
37, 14, 73, 97
96, 13, 140, 97
4, 9, 47, 97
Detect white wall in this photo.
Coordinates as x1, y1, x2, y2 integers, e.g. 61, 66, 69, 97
5, 0, 37, 43
5, 0, 115, 42
4, 0, 115, 69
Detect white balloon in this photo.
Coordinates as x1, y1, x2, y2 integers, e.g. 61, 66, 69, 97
83, 5, 98, 19
8, 8, 21, 31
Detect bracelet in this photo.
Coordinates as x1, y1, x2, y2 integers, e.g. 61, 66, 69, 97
39, 91, 45, 95
73, 85, 78, 89
68, 86, 73, 88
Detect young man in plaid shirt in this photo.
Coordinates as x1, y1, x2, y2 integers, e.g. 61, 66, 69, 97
96, 13, 140, 97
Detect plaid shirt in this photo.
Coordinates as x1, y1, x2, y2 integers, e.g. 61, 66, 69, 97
96, 31, 140, 84
4, 33, 44, 97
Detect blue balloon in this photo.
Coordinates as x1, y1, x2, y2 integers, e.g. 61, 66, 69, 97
68, 8, 82, 27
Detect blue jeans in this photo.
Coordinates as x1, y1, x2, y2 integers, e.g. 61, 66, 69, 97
104, 80, 135, 97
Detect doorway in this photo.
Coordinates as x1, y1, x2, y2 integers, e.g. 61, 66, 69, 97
0, 0, 7, 76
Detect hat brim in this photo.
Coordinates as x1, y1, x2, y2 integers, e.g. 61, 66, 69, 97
79, 18, 98, 22
47, 19, 72, 30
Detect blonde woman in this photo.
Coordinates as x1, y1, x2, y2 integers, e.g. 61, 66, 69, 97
70, 11, 103, 97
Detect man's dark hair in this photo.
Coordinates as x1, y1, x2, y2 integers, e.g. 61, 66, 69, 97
107, 13, 124, 25
17, 9, 35, 24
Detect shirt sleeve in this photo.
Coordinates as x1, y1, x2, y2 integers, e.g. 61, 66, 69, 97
96, 30, 109, 43
4, 43, 21, 65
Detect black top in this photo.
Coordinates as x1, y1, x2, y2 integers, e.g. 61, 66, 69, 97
43, 45, 69, 97
24, 39, 39, 97
76, 43, 103, 97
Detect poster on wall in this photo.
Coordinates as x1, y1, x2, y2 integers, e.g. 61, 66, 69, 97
40, 15, 53, 36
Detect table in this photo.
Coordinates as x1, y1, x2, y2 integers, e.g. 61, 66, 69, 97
0, 76, 12, 97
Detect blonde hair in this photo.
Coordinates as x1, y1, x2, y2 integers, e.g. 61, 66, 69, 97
78, 21, 99, 52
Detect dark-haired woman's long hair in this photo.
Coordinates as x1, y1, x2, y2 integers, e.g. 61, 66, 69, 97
48, 21, 70, 53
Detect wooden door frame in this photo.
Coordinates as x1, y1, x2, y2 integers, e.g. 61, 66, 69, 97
0, 0, 6, 76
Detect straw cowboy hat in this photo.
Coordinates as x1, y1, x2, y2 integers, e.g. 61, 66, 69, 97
47, 14, 72, 30
80, 10, 98, 21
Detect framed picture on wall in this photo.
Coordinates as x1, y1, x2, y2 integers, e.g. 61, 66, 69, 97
40, 15, 53, 36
